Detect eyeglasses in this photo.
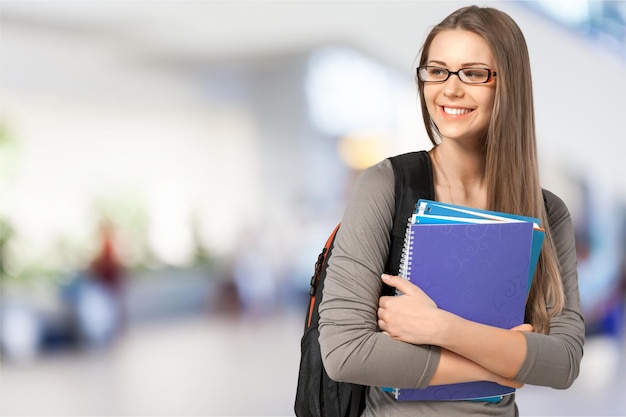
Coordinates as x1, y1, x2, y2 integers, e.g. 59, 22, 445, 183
417, 66, 497, 84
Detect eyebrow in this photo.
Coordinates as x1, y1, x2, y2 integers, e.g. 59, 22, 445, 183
428, 60, 492, 67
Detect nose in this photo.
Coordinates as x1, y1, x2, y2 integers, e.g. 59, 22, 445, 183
443, 75, 465, 98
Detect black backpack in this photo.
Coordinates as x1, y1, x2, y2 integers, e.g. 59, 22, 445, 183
295, 151, 434, 417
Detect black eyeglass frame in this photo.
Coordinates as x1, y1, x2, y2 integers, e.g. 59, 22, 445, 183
417, 66, 497, 84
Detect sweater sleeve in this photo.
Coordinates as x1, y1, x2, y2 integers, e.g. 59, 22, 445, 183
318, 159, 440, 389
514, 190, 585, 388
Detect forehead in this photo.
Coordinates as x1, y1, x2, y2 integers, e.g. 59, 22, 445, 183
427, 29, 494, 67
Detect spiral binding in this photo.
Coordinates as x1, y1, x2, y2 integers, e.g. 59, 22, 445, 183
396, 215, 415, 295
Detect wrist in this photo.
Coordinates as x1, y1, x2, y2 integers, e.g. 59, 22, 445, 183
430, 308, 456, 346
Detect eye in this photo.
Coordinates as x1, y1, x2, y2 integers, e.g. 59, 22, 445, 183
463, 69, 488, 80
428, 67, 447, 76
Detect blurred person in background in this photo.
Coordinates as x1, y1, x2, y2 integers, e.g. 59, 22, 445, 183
88, 219, 125, 312
63, 218, 125, 348
318, 6, 585, 416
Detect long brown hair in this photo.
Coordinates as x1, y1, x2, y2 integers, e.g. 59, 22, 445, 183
417, 6, 564, 333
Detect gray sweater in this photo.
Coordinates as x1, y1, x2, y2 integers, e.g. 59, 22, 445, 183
318, 158, 585, 417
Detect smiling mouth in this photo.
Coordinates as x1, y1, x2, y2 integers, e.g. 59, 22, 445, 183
443, 106, 473, 116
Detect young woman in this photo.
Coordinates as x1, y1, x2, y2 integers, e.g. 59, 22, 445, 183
318, 6, 585, 416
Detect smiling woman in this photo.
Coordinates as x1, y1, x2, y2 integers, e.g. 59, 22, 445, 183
317, 5, 585, 417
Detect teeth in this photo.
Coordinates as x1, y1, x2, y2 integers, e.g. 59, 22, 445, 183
444, 107, 472, 115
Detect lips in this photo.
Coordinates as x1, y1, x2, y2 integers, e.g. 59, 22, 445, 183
442, 106, 473, 115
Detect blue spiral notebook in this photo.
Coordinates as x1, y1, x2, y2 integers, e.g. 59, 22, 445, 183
387, 201, 543, 402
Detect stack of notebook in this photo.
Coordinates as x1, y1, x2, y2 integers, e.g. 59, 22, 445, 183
385, 199, 544, 402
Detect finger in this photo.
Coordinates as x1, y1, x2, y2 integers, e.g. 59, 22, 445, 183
378, 295, 393, 308
377, 318, 388, 331
510, 323, 533, 333
381, 274, 419, 295
378, 318, 384, 328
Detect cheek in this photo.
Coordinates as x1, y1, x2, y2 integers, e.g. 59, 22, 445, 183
423, 87, 439, 115
483, 90, 497, 114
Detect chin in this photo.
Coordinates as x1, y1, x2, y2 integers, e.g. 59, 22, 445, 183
437, 128, 487, 144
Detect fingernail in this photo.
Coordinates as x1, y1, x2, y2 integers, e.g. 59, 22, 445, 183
381, 274, 391, 280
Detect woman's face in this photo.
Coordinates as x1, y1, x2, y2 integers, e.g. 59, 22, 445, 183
423, 29, 497, 146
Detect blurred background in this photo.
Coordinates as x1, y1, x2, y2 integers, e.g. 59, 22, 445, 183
1, 1, 625, 415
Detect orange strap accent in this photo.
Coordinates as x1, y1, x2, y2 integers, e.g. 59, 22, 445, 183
306, 223, 341, 328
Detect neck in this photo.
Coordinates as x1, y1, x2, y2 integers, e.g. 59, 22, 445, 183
430, 144, 487, 209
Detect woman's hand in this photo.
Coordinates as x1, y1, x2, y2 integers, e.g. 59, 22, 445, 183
377, 274, 444, 345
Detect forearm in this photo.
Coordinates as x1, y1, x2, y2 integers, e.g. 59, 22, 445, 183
433, 309, 527, 379
321, 325, 439, 388
430, 347, 521, 388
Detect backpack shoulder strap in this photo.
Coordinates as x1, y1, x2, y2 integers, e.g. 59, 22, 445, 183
389, 150, 435, 236
385, 151, 435, 276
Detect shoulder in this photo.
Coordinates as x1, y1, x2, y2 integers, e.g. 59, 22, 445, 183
352, 158, 394, 195
349, 151, 431, 206
362, 157, 394, 178
341, 158, 396, 228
